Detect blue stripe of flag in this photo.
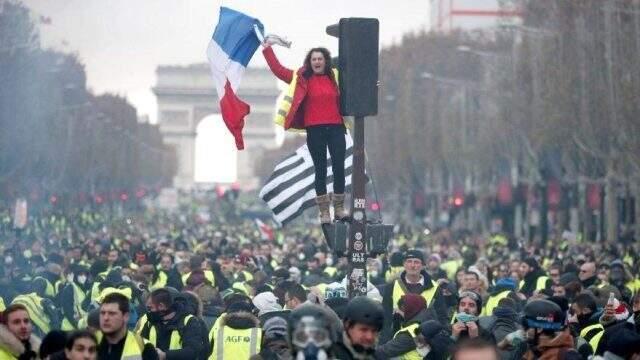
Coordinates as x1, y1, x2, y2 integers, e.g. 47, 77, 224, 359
212, 7, 264, 67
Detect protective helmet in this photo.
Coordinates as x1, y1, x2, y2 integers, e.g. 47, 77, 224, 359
343, 296, 384, 331
289, 303, 336, 349
522, 299, 565, 331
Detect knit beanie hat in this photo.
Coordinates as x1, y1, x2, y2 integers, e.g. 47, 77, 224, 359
496, 278, 517, 290
263, 316, 288, 340
458, 290, 483, 311
399, 293, 427, 320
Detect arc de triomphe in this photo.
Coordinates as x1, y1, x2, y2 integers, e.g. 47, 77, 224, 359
153, 64, 280, 189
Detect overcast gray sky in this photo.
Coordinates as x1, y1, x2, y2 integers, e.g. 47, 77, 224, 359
22, 1, 431, 183
24, 0, 430, 123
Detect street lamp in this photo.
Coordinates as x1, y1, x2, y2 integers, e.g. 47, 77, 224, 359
457, 45, 510, 59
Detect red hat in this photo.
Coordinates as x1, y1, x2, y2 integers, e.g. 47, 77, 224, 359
399, 294, 427, 320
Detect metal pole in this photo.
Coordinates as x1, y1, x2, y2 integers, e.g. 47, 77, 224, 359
347, 116, 368, 298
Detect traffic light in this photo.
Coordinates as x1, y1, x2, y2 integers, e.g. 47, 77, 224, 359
326, 18, 379, 117
321, 222, 393, 257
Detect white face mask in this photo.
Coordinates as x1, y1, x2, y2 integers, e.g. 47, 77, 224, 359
77, 275, 87, 285
5, 256, 13, 265
66, 274, 74, 283
416, 344, 431, 357
122, 275, 131, 282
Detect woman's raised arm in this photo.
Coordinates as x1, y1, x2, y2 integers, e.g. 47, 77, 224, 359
262, 45, 294, 84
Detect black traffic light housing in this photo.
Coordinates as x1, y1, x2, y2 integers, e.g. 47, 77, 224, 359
326, 18, 379, 117
322, 222, 393, 257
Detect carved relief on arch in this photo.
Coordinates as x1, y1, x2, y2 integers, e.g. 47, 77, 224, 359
193, 107, 217, 129
160, 110, 189, 127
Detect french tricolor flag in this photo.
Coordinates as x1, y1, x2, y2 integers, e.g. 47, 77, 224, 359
206, 7, 264, 150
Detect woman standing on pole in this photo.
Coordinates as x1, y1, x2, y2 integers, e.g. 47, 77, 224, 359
262, 40, 348, 224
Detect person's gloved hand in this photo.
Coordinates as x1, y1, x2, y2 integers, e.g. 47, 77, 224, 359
264, 34, 291, 48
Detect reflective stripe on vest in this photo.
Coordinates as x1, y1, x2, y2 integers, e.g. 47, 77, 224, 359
182, 270, 215, 287
150, 271, 168, 291
210, 326, 261, 360
393, 323, 421, 360
147, 314, 194, 350
481, 290, 511, 316
34, 276, 55, 298
90, 281, 102, 301
324, 267, 337, 278
580, 323, 604, 353
62, 283, 87, 331
12, 293, 50, 334
135, 314, 148, 335
392, 279, 439, 311
385, 266, 404, 282
72, 282, 87, 319
274, 69, 340, 129
97, 331, 146, 360
316, 283, 329, 297
536, 276, 549, 291
519, 276, 549, 292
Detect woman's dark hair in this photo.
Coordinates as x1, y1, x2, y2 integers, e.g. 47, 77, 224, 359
302, 47, 333, 79
65, 330, 97, 350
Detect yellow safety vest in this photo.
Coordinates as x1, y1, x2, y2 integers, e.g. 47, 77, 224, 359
97, 331, 148, 360
316, 283, 329, 297
182, 270, 216, 287
33, 276, 56, 298
393, 323, 421, 360
61, 282, 88, 330
150, 271, 168, 291
209, 313, 225, 339
12, 293, 50, 334
440, 260, 462, 280
97, 287, 132, 303
580, 323, 604, 353
141, 315, 195, 350
481, 290, 511, 316
90, 281, 102, 301
324, 266, 338, 278
0, 346, 18, 359
519, 276, 549, 292
385, 266, 404, 283
135, 313, 148, 335
232, 281, 252, 296
0, 297, 5, 312
233, 270, 253, 283
274, 69, 340, 129
392, 279, 439, 312
209, 326, 261, 360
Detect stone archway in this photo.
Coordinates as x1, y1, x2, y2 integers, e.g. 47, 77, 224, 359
153, 65, 280, 189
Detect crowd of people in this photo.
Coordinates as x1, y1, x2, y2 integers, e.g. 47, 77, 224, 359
1, 197, 640, 360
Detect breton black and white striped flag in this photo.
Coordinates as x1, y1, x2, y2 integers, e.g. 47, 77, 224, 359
259, 134, 354, 226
